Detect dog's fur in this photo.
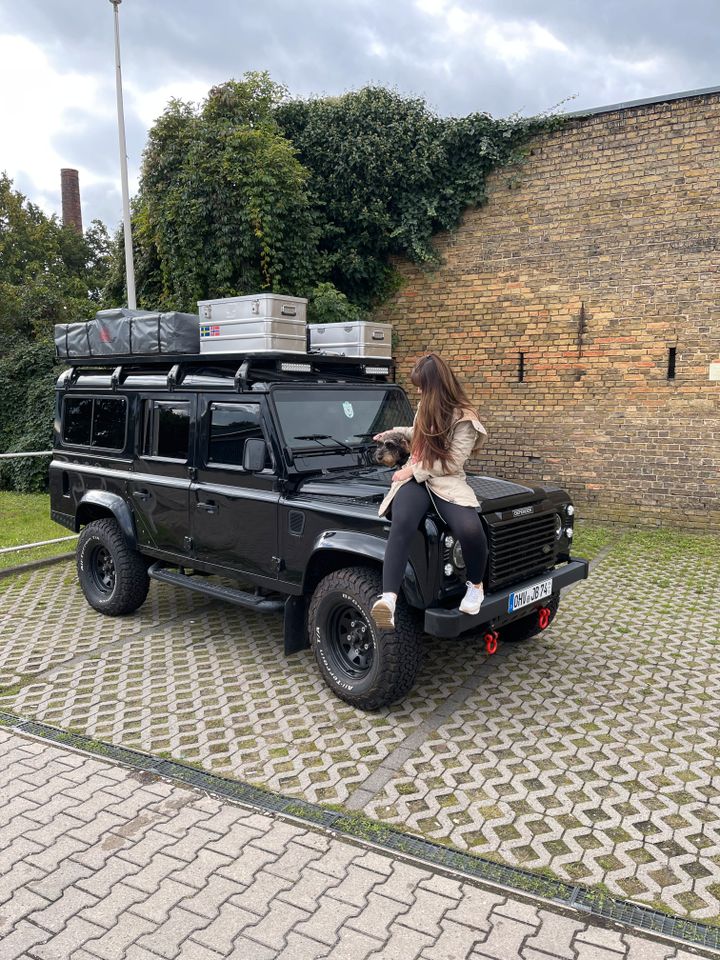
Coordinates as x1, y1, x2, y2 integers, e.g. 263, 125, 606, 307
374, 431, 411, 468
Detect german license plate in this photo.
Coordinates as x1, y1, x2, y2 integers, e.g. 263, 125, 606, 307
508, 578, 552, 613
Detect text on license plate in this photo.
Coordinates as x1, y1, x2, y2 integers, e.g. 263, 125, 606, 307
508, 579, 552, 613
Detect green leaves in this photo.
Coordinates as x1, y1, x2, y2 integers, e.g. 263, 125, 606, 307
117, 74, 556, 317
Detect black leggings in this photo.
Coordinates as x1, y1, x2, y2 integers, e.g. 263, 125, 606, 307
383, 479, 489, 594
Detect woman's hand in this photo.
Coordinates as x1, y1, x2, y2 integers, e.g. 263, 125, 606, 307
391, 465, 413, 484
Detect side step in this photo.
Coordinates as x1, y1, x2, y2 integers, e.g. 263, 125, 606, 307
148, 563, 285, 613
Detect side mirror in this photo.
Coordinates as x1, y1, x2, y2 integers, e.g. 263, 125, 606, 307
243, 438, 267, 472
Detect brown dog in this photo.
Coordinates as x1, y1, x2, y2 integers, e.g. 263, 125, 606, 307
374, 431, 411, 468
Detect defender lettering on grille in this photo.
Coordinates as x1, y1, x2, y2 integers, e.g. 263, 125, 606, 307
512, 506, 534, 517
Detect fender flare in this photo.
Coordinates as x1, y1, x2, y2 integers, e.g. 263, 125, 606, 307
76, 491, 138, 549
306, 531, 424, 608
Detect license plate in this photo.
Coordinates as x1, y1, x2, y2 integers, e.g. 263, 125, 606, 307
508, 578, 552, 613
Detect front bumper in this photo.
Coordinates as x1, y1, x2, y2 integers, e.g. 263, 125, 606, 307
424, 558, 590, 639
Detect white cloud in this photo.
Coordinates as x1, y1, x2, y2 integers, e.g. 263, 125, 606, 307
127, 77, 211, 129
0, 33, 112, 214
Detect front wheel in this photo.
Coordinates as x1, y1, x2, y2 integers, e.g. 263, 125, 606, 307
77, 518, 149, 616
308, 566, 423, 711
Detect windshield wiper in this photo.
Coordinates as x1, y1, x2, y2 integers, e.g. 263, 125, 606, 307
293, 434, 355, 454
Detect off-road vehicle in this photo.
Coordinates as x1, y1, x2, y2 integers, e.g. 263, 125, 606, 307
50, 351, 588, 710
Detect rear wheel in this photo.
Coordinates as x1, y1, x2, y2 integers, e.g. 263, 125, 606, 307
77, 518, 149, 616
308, 566, 423, 711
501, 593, 560, 643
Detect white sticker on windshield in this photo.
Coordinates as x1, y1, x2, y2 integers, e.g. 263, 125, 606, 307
343, 401, 354, 419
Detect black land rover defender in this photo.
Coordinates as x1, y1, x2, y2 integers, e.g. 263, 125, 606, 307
50, 351, 589, 710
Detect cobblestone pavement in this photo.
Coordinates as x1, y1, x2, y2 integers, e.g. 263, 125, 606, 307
0, 728, 711, 960
1, 529, 719, 924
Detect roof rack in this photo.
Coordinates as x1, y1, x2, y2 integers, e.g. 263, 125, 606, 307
60, 351, 396, 389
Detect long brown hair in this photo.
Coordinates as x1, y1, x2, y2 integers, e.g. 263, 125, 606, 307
410, 353, 477, 470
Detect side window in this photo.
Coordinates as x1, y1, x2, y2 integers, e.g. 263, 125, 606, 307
208, 402, 269, 469
63, 398, 93, 446
145, 401, 190, 461
92, 398, 126, 449
63, 396, 126, 450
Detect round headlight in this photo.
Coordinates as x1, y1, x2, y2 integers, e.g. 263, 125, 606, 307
451, 541, 465, 568
444, 563, 454, 577
565, 504, 575, 517
566, 527, 573, 539
444, 534, 455, 548
554, 514, 563, 540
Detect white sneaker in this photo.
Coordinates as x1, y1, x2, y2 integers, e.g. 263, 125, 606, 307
459, 581, 484, 615
371, 594, 396, 629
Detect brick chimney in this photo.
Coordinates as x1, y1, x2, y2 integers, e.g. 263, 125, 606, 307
60, 168, 83, 234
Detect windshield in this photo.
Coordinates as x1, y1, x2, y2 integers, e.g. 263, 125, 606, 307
273, 386, 413, 453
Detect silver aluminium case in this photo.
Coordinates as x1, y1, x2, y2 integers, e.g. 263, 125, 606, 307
197, 294, 307, 323
308, 322, 392, 359
199, 317, 307, 355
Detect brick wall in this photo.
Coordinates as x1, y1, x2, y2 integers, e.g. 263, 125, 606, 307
374, 93, 720, 530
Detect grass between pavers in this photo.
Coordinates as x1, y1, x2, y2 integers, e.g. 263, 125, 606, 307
0, 491, 75, 570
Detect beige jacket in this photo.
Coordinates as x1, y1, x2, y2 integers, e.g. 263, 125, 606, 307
378, 409, 488, 517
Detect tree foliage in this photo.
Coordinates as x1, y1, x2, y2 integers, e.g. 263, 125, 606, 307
0, 175, 111, 490
0, 174, 111, 341
109, 74, 319, 313
109, 73, 559, 315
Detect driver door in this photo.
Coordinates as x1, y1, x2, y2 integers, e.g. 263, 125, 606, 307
190, 397, 280, 580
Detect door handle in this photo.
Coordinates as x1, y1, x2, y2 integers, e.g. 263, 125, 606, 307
196, 501, 219, 514
132, 490, 151, 502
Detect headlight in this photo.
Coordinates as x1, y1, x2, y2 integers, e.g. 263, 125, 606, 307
444, 535, 455, 548
566, 527, 573, 539
565, 504, 575, 518
451, 541, 465, 568
444, 563, 454, 577
554, 514, 563, 540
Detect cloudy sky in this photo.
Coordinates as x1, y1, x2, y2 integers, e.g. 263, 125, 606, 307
1, 0, 718, 230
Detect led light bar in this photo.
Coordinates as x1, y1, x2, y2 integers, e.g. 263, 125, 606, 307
279, 362, 312, 373
363, 365, 390, 375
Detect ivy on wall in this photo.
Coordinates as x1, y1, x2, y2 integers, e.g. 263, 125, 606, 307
107, 72, 560, 315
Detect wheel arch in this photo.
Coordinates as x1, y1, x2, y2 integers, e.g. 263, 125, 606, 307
75, 491, 138, 549
303, 531, 423, 608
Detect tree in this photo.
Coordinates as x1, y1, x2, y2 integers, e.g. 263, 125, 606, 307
0, 175, 112, 490
110, 74, 320, 312
0, 174, 111, 341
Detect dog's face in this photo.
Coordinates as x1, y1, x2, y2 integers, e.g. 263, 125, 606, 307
374, 432, 411, 468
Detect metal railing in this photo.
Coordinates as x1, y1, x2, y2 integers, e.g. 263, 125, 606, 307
0, 450, 78, 558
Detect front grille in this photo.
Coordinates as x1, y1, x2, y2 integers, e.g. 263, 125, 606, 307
487, 511, 558, 592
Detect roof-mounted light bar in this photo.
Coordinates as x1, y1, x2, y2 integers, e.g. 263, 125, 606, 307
362, 365, 390, 376
279, 361, 313, 373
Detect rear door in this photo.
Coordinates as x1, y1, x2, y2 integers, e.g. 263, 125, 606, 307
129, 395, 195, 555
190, 397, 280, 580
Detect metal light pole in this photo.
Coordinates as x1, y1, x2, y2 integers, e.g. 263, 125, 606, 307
109, 0, 137, 308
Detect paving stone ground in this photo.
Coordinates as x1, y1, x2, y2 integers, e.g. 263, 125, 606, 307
0, 728, 712, 959
0, 527, 719, 926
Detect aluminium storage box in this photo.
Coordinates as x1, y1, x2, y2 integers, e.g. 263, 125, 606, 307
198, 317, 307, 355
308, 321, 392, 359
197, 294, 307, 324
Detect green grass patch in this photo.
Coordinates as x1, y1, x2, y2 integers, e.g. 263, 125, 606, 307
571, 521, 622, 560
0, 491, 75, 570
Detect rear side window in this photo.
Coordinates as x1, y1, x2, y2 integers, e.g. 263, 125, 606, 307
145, 401, 190, 461
208, 402, 270, 469
62, 396, 126, 450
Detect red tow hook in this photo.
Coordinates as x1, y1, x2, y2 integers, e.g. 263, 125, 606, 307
538, 607, 552, 630
483, 630, 499, 655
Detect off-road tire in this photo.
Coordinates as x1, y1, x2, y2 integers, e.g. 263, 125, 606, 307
501, 593, 560, 643
77, 518, 149, 616
308, 566, 423, 711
